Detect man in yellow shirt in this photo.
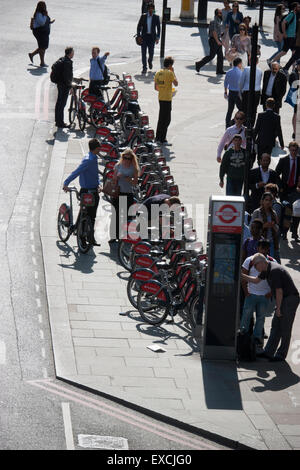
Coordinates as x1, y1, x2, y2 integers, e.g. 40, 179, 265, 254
154, 56, 178, 144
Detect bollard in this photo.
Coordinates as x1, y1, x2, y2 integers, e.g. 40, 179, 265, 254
180, 0, 194, 19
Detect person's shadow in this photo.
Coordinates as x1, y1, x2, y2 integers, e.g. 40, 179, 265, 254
27, 65, 48, 76
239, 360, 300, 393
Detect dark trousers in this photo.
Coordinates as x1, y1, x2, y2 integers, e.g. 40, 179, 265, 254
257, 143, 274, 162
283, 46, 300, 71
156, 100, 172, 143
111, 193, 135, 239
55, 84, 69, 126
141, 34, 155, 71
89, 80, 104, 97
264, 295, 299, 359
196, 37, 224, 74
226, 177, 243, 196
241, 91, 260, 126
79, 188, 100, 237
226, 91, 242, 128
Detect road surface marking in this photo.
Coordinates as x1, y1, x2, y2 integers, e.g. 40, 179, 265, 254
28, 379, 220, 450
62, 403, 75, 450
0, 80, 6, 104
38, 314, 43, 324
0, 341, 6, 365
78, 434, 128, 450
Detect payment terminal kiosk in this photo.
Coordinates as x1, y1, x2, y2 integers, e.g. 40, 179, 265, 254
201, 196, 245, 360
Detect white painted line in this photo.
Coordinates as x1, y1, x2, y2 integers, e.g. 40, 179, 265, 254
62, 403, 75, 450
31, 210, 35, 218
78, 434, 129, 450
31, 244, 36, 253
36, 298, 41, 308
41, 347, 46, 358
0, 341, 6, 365
42, 367, 48, 379
32, 257, 37, 265
34, 271, 38, 280
38, 314, 43, 323
30, 231, 34, 240
35, 284, 40, 293
40, 330, 44, 340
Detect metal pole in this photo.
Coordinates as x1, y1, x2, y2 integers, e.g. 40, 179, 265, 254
160, 0, 168, 58
197, 0, 208, 21
244, 23, 258, 200
259, 0, 265, 28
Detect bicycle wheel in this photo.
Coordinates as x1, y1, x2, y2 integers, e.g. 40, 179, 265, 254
118, 241, 133, 271
77, 215, 93, 254
127, 278, 141, 309
188, 288, 205, 328
137, 289, 169, 325
90, 109, 105, 129
69, 96, 76, 125
57, 208, 71, 242
78, 109, 86, 132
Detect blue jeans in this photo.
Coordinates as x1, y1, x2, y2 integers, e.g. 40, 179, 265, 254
240, 294, 270, 339
268, 40, 283, 63
226, 178, 243, 196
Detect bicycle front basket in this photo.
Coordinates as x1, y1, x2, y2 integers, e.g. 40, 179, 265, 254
80, 193, 95, 207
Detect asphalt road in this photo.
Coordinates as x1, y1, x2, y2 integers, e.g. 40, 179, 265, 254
0, 0, 230, 451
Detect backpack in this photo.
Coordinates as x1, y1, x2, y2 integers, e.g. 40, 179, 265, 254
237, 331, 256, 362
279, 13, 294, 34
97, 58, 110, 85
50, 57, 65, 84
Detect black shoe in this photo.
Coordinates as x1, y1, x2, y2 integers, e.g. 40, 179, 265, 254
256, 351, 270, 359
56, 123, 70, 128
195, 62, 200, 73
148, 60, 153, 70
291, 233, 299, 240
269, 356, 285, 362
217, 71, 226, 75
292, 132, 295, 139
254, 337, 263, 346
28, 52, 34, 63
141, 69, 147, 74
91, 239, 101, 246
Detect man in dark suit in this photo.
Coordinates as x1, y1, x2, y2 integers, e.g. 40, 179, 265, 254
253, 98, 284, 162
276, 141, 300, 239
249, 153, 280, 212
137, 2, 160, 74
261, 62, 287, 114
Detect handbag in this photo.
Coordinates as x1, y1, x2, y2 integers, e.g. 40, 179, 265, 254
30, 17, 34, 30
134, 34, 143, 46
102, 179, 120, 198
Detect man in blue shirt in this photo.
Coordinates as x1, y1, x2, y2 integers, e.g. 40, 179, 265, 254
240, 55, 263, 126
89, 47, 110, 96
224, 57, 243, 128
63, 138, 102, 245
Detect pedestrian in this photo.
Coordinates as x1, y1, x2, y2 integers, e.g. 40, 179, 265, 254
253, 98, 285, 162
195, 9, 225, 75
54, 47, 74, 129
226, 2, 243, 40
141, 0, 153, 14
261, 63, 287, 114
217, 111, 246, 162
242, 253, 299, 362
224, 58, 243, 128
282, 6, 300, 71
110, 148, 139, 242
230, 23, 251, 68
63, 138, 102, 246
269, 2, 298, 65
240, 245, 274, 346
287, 60, 300, 139
137, 2, 160, 74
249, 153, 281, 212
242, 218, 264, 261
154, 56, 178, 145
243, 16, 252, 37
240, 55, 263, 126
219, 134, 246, 196
267, 4, 285, 64
89, 47, 110, 96
251, 192, 280, 260
275, 141, 300, 239
29, 1, 55, 67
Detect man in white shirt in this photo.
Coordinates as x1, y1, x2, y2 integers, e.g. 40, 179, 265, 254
240, 241, 275, 344
217, 111, 246, 162
240, 56, 263, 125
261, 62, 287, 114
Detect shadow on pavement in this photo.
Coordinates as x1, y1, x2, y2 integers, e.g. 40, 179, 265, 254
201, 360, 243, 410
56, 240, 97, 274
280, 241, 300, 273
238, 360, 300, 393
27, 65, 48, 76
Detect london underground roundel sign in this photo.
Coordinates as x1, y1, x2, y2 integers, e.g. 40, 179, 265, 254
212, 201, 243, 233
216, 204, 240, 224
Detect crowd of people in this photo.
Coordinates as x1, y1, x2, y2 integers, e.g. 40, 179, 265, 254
28, 1, 299, 362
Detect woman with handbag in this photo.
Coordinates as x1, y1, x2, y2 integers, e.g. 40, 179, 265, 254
251, 192, 280, 262
110, 149, 139, 242
228, 23, 251, 67
29, 2, 55, 67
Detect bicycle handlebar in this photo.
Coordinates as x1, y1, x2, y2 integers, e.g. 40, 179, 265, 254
73, 77, 89, 83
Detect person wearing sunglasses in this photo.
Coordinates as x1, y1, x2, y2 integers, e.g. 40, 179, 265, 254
111, 149, 140, 242
225, 2, 243, 39
195, 9, 225, 75
217, 111, 246, 162
230, 23, 251, 68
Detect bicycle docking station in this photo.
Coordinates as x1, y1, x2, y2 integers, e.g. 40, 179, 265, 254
200, 196, 245, 360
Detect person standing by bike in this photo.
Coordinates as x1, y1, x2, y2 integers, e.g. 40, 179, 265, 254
89, 47, 110, 96
63, 138, 102, 246
53, 47, 74, 128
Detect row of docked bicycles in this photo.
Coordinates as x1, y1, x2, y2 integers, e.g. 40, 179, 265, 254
58, 72, 207, 328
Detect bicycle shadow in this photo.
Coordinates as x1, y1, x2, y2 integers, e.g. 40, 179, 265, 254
56, 240, 97, 274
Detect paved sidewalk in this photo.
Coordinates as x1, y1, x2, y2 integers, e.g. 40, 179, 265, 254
41, 13, 300, 450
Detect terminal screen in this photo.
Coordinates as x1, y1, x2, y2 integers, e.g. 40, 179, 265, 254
212, 242, 236, 296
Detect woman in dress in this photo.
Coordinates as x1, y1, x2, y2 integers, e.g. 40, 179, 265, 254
267, 4, 285, 64
231, 23, 251, 67
29, 2, 55, 67
111, 149, 139, 241
226, 2, 243, 39
251, 192, 280, 262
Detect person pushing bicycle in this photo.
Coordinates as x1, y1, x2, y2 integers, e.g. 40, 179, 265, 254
63, 138, 102, 246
